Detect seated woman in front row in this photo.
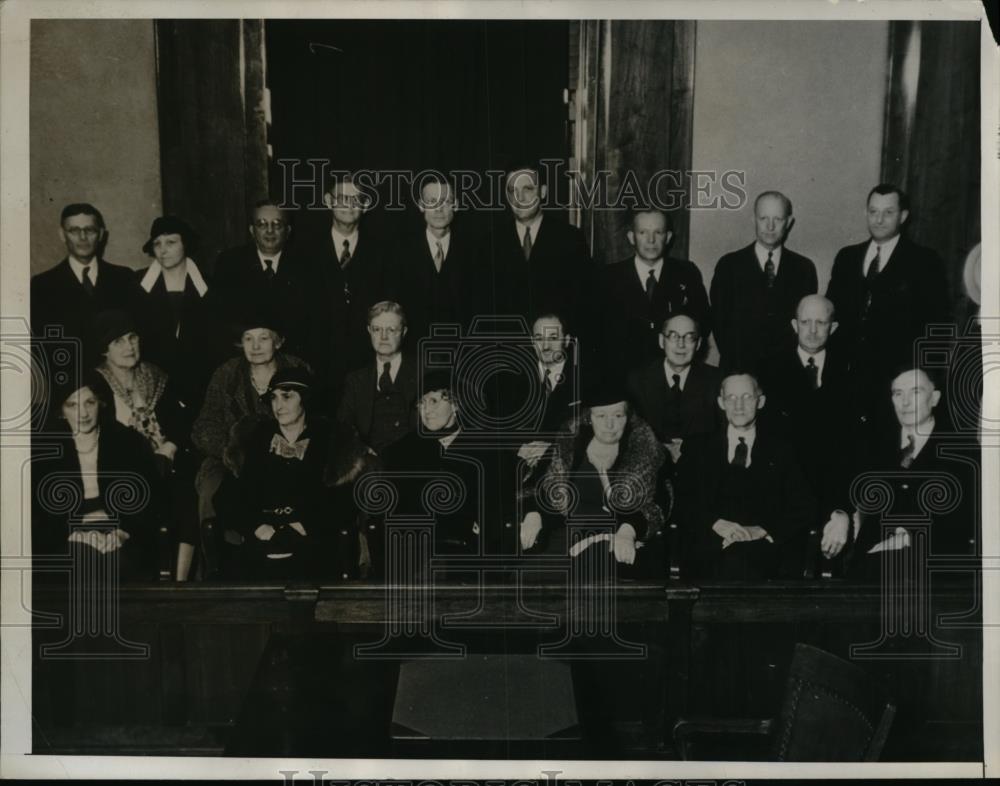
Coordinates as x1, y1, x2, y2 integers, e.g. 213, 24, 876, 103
32, 371, 160, 581
191, 310, 309, 574
519, 383, 667, 574
214, 368, 372, 580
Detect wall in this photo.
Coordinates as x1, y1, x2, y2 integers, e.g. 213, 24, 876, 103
30, 20, 162, 276
688, 21, 889, 297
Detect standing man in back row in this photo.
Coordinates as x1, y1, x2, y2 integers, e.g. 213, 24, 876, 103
826, 184, 950, 431
600, 208, 711, 376
711, 191, 817, 373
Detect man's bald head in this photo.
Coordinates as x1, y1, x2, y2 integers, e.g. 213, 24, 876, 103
792, 294, 838, 354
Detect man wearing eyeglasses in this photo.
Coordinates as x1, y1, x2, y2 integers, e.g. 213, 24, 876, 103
306, 175, 386, 392
678, 372, 814, 579
626, 311, 722, 467
599, 207, 711, 376
31, 203, 138, 364
214, 200, 314, 364
710, 191, 817, 373
337, 300, 418, 455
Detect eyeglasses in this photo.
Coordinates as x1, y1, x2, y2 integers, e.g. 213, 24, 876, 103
64, 226, 101, 238
369, 326, 402, 337
722, 393, 759, 406
254, 219, 287, 231
663, 331, 698, 345
330, 196, 368, 208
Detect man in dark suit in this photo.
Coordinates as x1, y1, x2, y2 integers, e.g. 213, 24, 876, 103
303, 175, 386, 393
710, 191, 817, 373
626, 310, 721, 468
758, 295, 857, 570
336, 300, 418, 456
31, 203, 137, 360
826, 184, 951, 428
385, 176, 482, 341
484, 161, 594, 336
213, 200, 315, 365
848, 367, 978, 580
600, 209, 711, 376
679, 372, 815, 580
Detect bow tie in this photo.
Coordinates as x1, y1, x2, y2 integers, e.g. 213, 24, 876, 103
270, 433, 309, 460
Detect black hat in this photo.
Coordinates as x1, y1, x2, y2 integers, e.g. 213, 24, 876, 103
229, 301, 286, 345
266, 367, 313, 396
92, 309, 138, 353
420, 369, 454, 398
50, 367, 112, 413
582, 378, 628, 409
142, 215, 197, 255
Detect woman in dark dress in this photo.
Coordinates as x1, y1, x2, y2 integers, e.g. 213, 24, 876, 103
92, 309, 198, 580
191, 311, 309, 567
217, 368, 372, 580
32, 370, 161, 581
131, 215, 225, 428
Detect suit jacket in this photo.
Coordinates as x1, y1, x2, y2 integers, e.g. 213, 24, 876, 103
626, 360, 722, 445
301, 227, 387, 388
31, 258, 138, 361
826, 235, 950, 383
385, 228, 482, 342
852, 424, 979, 559
336, 353, 419, 453
484, 213, 594, 337
758, 347, 857, 519
710, 244, 817, 373
601, 256, 712, 376
680, 427, 816, 560
213, 243, 316, 364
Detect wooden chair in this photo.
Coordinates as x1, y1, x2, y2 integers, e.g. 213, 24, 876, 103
673, 642, 896, 761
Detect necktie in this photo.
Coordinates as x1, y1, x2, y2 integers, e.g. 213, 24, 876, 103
806, 356, 819, 390
646, 269, 657, 302
866, 246, 881, 283
764, 251, 776, 287
378, 361, 392, 393
340, 239, 352, 267
81, 265, 95, 295
900, 433, 916, 469
522, 226, 533, 261
732, 436, 748, 468
434, 241, 444, 272
671, 373, 681, 391
543, 368, 553, 396
263, 258, 275, 281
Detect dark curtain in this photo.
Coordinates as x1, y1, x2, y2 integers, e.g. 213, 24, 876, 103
882, 21, 981, 318
154, 20, 268, 274
264, 20, 570, 244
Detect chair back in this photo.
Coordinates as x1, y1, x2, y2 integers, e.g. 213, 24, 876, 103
769, 643, 895, 761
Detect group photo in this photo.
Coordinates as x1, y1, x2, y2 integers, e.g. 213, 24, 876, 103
3, 3, 992, 774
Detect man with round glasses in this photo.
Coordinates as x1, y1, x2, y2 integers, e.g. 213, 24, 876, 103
626, 311, 721, 468
678, 371, 814, 579
214, 199, 315, 365
31, 202, 137, 365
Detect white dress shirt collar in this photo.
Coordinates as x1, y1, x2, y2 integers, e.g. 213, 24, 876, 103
375, 353, 403, 383
331, 227, 359, 263
426, 228, 451, 266
634, 256, 664, 284
514, 213, 543, 245
864, 234, 901, 275
796, 346, 827, 386
901, 417, 935, 460
754, 242, 782, 273
257, 249, 283, 274
68, 257, 98, 286
539, 359, 567, 388
663, 362, 691, 391
439, 427, 461, 450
